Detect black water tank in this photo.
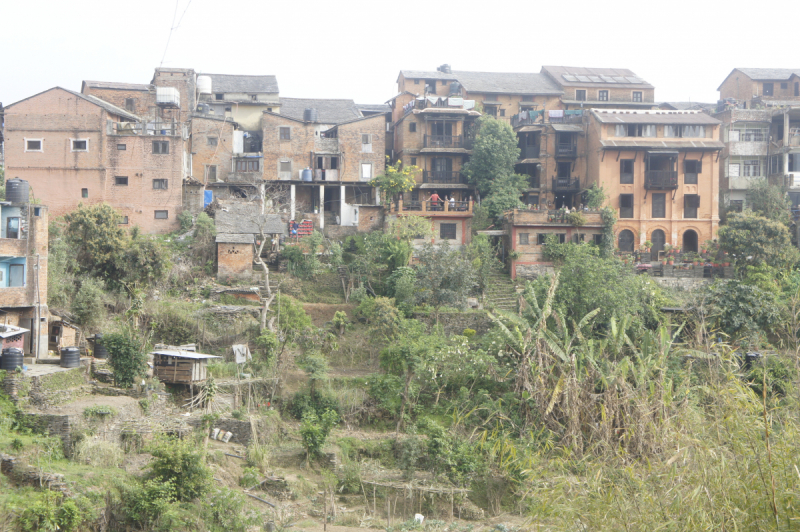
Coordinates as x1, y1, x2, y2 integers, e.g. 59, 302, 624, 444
1, 348, 24, 371
6, 178, 30, 204
61, 347, 80, 368
93, 334, 109, 359
303, 108, 318, 122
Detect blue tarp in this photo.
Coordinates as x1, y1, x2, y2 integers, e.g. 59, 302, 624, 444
204, 190, 213, 208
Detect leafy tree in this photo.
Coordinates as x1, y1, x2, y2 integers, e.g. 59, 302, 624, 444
296, 350, 329, 396
585, 184, 607, 209
415, 240, 478, 318
370, 157, 418, 203
117, 232, 171, 288
0, 166, 5, 200
703, 279, 782, 340
467, 234, 501, 295
274, 294, 312, 337
63, 203, 128, 279
600, 206, 617, 257
146, 436, 212, 502
71, 277, 107, 329
481, 173, 527, 219
386, 215, 433, 242
745, 179, 791, 226
299, 409, 338, 460
386, 266, 417, 315
719, 211, 799, 271
462, 116, 522, 198
104, 328, 148, 388
48, 223, 77, 310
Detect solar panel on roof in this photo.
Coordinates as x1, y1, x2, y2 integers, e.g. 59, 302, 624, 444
600, 75, 615, 83
576, 76, 591, 82
588, 76, 603, 83
626, 77, 643, 84
612, 77, 628, 83
562, 74, 579, 82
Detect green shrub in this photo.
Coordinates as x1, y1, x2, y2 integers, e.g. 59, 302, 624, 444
83, 405, 118, 419
178, 210, 193, 232
289, 389, 340, 420
300, 408, 338, 459
105, 328, 148, 388
71, 277, 107, 329
239, 466, 260, 488
18, 491, 85, 532
145, 436, 212, 502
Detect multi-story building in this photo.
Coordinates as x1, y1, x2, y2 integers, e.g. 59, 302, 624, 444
196, 74, 279, 130
0, 183, 48, 356
718, 68, 800, 106
4, 85, 185, 232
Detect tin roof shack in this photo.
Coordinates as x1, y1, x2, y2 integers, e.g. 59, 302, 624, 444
0, 324, 29, 351
151, 349, 221, 385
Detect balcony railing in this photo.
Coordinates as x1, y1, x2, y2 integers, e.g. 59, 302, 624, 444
314, 169, 339, 181
556, 144, 577, 157
424, 135, 464, 149
511, 110, 543, 128
645, 170, 679, 189
422, 171, 466, 184
392, 197, 473, 215
519, 145, 540, 159
549, 110, 584, 124
552, 178, 581, 192
109, 121, 180, 136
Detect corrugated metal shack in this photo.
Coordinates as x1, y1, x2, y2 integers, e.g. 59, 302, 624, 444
151, 349, 221, 385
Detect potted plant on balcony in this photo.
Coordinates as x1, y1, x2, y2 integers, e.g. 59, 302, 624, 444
567, 211, 586, 227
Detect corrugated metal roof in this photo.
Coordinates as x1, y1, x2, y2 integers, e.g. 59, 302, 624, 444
453, 71, 563, 95
83, 80, 150, 91
600, 139, 724, 149
201, 73, 279, 94
356, 103, 391, 114
151, 350, 222, 360
279, 98, 362, 124
592, 110, 721, 125
542, 66, 654, 89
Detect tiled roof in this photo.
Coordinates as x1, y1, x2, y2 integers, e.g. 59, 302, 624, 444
215, 233, 254, 244
591, 109, 721, 125
215, 202, 286, 235
400, 70, 458, 81
659, 102, 716, 111
7, 87, 140, 121
453, 71, 563, 95
279, 98, 362, 124
736, 68, 800, 81
356, 103, 391, 114
201, 74, 279, 94
542, 66, 654, 89
82, 80, 151, 91
600, 139, 725, 150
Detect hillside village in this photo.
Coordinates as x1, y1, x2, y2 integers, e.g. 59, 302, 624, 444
0, 65, 800, 530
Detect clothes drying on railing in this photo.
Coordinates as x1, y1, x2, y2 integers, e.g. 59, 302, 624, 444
565, 110, 583, 116
549, 110, 564, 118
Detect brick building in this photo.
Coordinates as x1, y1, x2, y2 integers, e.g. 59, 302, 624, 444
4, 84, 186, 233
0, 187, 49, 356
196, 74, 279, 130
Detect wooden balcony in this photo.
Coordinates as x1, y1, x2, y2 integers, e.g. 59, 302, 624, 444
551, 177, 581, 192
422, 171, 466, 184
556, 144, 577, 158
519, 145, 540, 160
506, 208, 603, 227
390, 197, 473, 217
645, 170, 678, 190
424, 134, 464, 149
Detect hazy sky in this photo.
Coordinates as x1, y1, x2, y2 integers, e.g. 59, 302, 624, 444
3, 0, 800, 107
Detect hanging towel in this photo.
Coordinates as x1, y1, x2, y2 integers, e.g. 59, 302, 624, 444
549, 110, 564, 118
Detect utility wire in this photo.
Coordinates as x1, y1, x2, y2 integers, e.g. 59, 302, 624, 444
159, 0, 193, 68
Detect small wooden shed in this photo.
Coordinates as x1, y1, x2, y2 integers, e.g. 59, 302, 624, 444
151, 349, 222, 385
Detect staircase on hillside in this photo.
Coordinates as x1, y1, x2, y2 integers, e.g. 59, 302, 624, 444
483, 270, 519, 312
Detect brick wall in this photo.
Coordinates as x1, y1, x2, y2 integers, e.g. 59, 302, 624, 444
335, 115, 386, 182
217, 242, 254, 281
0, 203, 48, 308
262, 114, 314, 180
191, 116, 236, 183
357, 205, 383, 232
82, 87, 153, 116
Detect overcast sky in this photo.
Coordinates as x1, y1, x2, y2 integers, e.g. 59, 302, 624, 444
3, 0, 799, 108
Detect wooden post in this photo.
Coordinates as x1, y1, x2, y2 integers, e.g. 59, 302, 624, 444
386, 493, 390, 527
373, 485, 377, 516
324, 490, 327, 532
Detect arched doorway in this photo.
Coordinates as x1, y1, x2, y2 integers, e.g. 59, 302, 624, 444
650, 229, 665, 261
618, 229, 635, 253
683, 230, 698, 253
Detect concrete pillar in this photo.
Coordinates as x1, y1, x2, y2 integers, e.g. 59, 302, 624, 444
340, 185, 346, 226
290, 185, 296, 221
319, 185, 325, 230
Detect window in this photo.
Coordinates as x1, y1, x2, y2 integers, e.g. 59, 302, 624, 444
684, 194, 700, 218
572, 233, 585, 244
519, 233, 529, 245
267, 107, 273, 112
576, 89, 586, 101
664, 125, 680, 138
730, 124, 766, 142
153, 179, 168, 189
781, 82, 788, 90
25, 139, 42, 152
632, 91, 643, 102
621, 124, 656, 137
125, 98, 135, 112
115, 176, 128, 186
117, 144, 126, 150
537, 233, 548, 245
119, 216, 129, 224
763, 83, 774, 96
81, 188, 88, 198
362, 134, 372, 144
522, 95, 534, 102
71, 139, 88, 151
557, 162, 572, 178
236, 159, 259, 172
9, 264, 24, 288
620, 159, 634, 184
279, 127, 291, 140
215, 93, 224, 100
796, 82, 799, 97
225, 106, 232, 112
620, 194, 634, 218
557, 234, 566, 243
154, 210, 169, 219
769, 155, 784, 175
414, 79, 420, 84
411, 190, 420, 202
152, 141, 169, 154
207, 137, 218, 146
618, 229, 635, 252
684, 160, 701, 184
615, 125, 627, 137
742, 159, 762, 177
6, 217, 20, 239
598, 90, 609, 101
500, 109, 506, 117
250, 95, 257, 101
593, 234, 604, 245
440, 223, 457, 240
652, 193, 666, 218
280, 161, 291, 173
361, 163, 373, 181
485, 106, 497, 117
206, 165, 217, 182
409, 122, 416, 132
682, 125, 705, 138
729, 200, 744, 213
410, 157, 417, 166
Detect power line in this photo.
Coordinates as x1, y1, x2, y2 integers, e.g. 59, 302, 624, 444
159, 0, 193, 68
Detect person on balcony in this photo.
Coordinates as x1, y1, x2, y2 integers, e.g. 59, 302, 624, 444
449, 196, 455, 211
429, 191, 442, 211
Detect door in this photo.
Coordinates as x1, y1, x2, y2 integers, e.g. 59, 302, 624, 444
683, 229, 698, 253
650, 229, 665, 261
618, 230, 635, 252
6, 217, 20, 239
9, 264, 24, 287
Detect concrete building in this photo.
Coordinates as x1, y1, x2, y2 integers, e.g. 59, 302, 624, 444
0, 187, 49, 356
4, 86, 185, 233
196, 74, 279, 130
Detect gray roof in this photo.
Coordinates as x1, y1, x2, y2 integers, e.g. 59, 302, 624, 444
7, 87, 140, 121
400, 70, 458, 81
279, 98, 362, 124
659, 102, 716, 111
82, 80, 150, 91
736, 68, 800, 81
151, 349, 221, 360
201, 73, 279, 94
542, 66, 654, 89
216, 233, 254, 244
453, 71, 563, 95
600, 139, 725, 150
592, 110, 721, 125
215, 202, 286, 235
356, 103, 391, 114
